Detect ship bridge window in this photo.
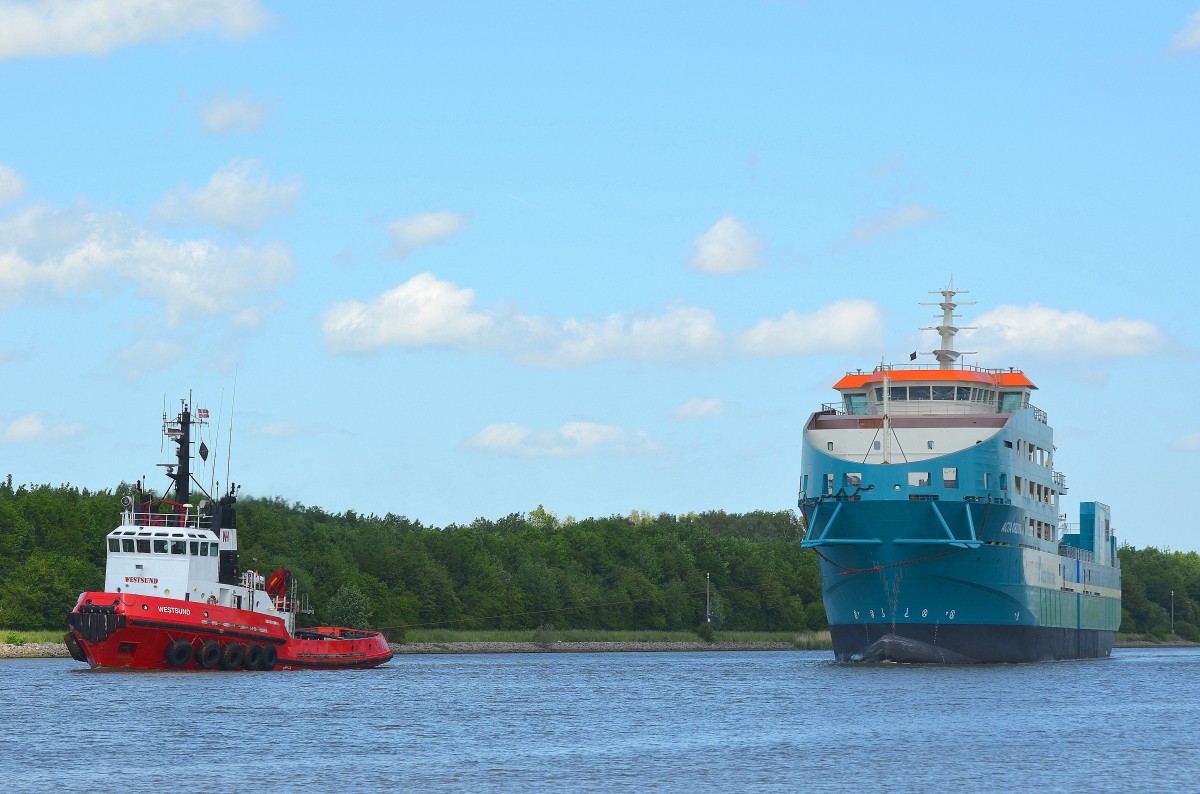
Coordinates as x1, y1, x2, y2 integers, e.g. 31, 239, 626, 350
122, 539, 135, 553
1000, 392, 1024, 412
153, 539, 168, 554
909, 385, 930, 400
889, 387, 908, 401
844, 393, 868, 415
190, 541, 200, 555
136, 539, 151, 553
957, 386, 971, 400
932, 386, 954, 400
170, 540, 186, 555
108, 538, 120, 553
874, 388, 884, 401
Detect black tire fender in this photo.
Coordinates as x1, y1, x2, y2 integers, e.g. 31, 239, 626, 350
196, 639, 221, 669
220, 642, 245, 670
165, 638, 192, 668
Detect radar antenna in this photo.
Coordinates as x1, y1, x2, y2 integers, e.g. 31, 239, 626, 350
918, 276, 977, 370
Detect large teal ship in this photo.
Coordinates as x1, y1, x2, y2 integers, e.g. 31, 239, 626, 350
799, 285, 1121, 662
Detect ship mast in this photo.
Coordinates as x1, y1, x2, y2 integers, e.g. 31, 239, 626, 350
163, 398, 193, 505
920, 277, 976, 370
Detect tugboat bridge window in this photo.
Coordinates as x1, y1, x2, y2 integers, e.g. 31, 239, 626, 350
153, 539, 168, 554
170, 540, 186, 555
136, 539, 150, 553
122, 539, 135, 552
108, 539, 120, 552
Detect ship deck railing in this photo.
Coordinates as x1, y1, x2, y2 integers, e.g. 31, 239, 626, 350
819, 401, 1047, 422
849, 363, 1026, 376
1058, 542, 1095, 563
120, 510, 212, 531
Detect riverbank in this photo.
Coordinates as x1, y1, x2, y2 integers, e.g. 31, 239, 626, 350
6, 638, 1199, 659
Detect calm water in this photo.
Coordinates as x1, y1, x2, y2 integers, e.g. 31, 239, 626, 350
3, 648, 1199, 792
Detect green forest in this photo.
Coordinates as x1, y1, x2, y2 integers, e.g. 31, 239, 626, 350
1, 476, 1196, 641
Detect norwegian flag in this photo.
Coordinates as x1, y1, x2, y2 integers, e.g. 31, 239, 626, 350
196, 408, 210, 419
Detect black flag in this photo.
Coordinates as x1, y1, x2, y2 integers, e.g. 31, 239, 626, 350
909, 351, 918, 361
199, 441, 209, 462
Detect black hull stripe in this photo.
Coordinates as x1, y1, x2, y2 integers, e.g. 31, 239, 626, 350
128, 618, 287, 644
829, 623, 1116, 663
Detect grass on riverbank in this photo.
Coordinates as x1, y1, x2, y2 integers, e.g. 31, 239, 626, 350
1115, 632, 1199, 646
1, 629, 63, 645
403, 627, 833, 649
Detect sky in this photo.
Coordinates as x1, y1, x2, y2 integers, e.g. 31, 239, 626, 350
1, 1, 1199, 551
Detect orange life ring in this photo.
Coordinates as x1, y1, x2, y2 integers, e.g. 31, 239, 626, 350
206, 595, 218, 605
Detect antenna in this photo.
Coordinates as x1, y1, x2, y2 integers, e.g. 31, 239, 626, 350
211, 388, 225, 497
918, 277, 976, 370
226, 368, 238, 492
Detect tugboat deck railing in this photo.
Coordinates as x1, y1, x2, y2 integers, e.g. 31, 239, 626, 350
118, 510, 213, 531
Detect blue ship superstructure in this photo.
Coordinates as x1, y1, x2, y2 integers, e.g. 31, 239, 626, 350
799, 285, 1121, 662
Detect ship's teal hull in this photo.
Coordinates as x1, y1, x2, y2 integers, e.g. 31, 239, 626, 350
803, 499, 1121, 663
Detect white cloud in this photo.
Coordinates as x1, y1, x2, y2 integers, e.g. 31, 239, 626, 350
740, 299, 884, 357
0, 163, 25, 207
525, 304, 724, 367
674, 398, 726, 419
0, 0, 269, 59
153, 159, 301, 231
852, 204, 937, 242
1172, 12, 1200, 51
322, 273, 726, 364
1173, 431, 1200, 451
0, 202, 294, 325
200, 93, 270, 134
687, 215, 763, 275
466, 421, 657, 457
0, 412, 83, 443
251, 421, 316, 439
965, 305, 1166, 360
323, 272, 495, 353
387, 212, 467, 260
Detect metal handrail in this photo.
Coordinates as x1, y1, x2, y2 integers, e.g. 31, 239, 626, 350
119, 510, 213, 531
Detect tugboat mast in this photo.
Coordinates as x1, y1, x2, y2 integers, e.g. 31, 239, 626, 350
165, 400, 192, 506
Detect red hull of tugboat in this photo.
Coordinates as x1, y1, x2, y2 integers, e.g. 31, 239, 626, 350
66, 591, 393, 671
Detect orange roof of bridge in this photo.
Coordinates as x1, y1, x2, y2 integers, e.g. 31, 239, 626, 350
833, 369, 1037, 390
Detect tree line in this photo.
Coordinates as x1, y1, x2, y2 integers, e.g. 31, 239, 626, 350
0, 476, 1193, 640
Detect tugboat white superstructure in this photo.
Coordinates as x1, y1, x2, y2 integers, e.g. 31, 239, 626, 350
65, 397, 393, 671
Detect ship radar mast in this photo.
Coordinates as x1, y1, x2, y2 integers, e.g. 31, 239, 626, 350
919, 277, 977, 370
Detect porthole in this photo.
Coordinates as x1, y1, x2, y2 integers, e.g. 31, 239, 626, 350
142, 604, 149, 611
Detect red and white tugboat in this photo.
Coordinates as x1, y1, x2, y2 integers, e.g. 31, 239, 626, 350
65, 398, 393, 671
